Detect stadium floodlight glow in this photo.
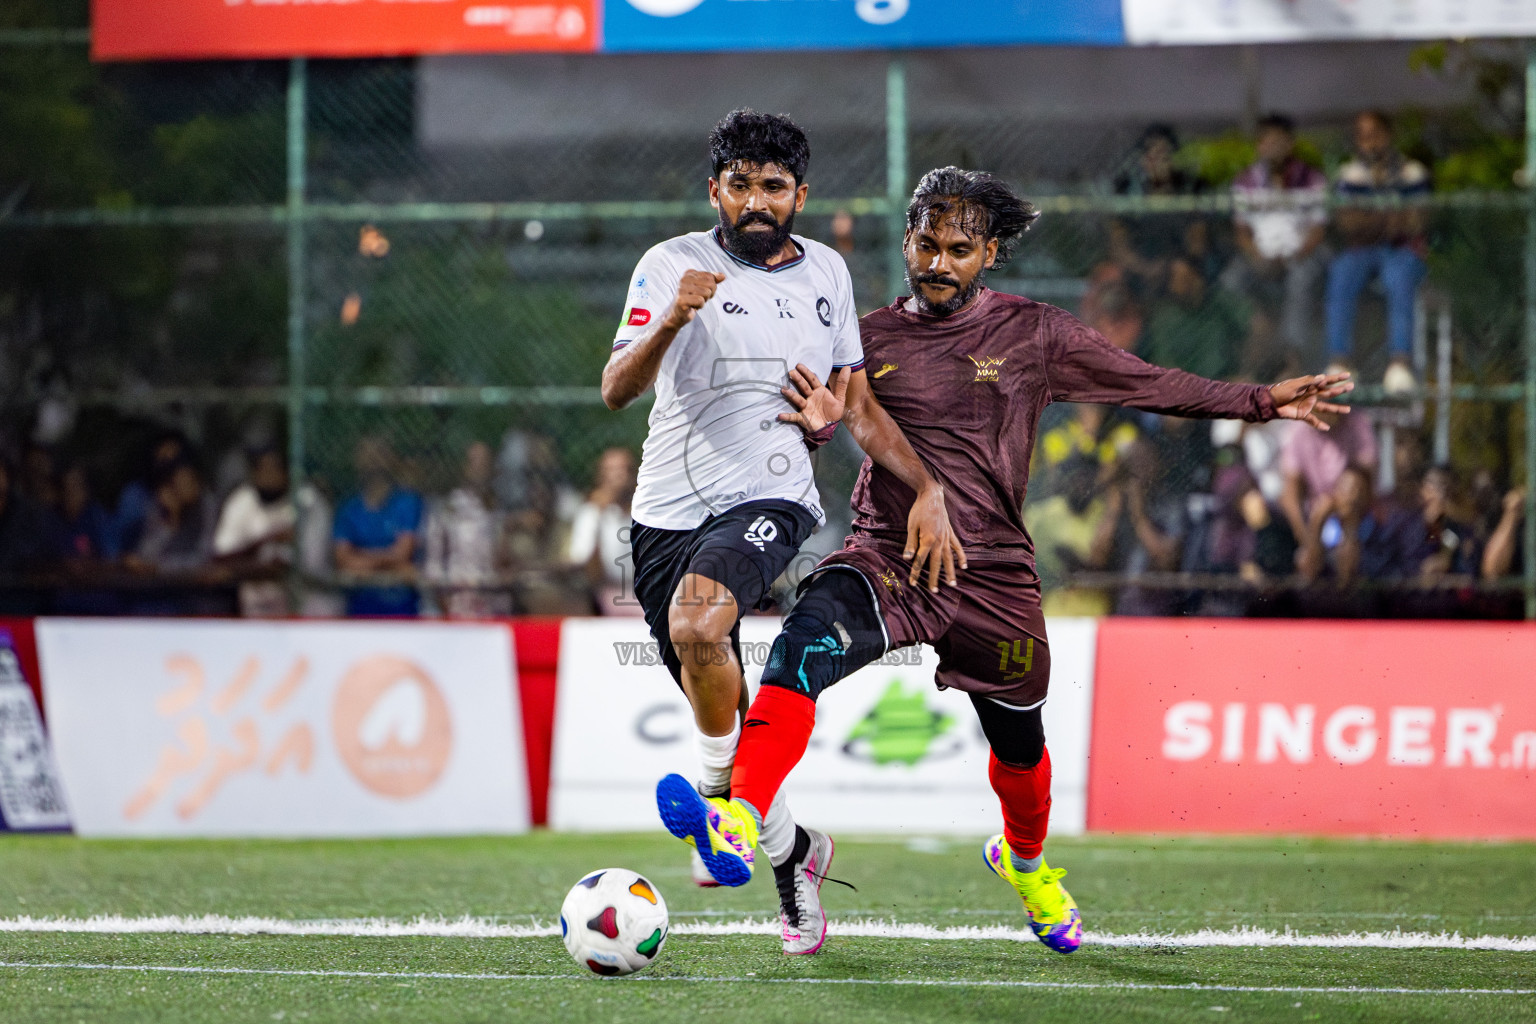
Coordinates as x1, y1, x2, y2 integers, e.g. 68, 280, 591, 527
624, 0, 706, 16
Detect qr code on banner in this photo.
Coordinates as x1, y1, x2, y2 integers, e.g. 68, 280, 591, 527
0, 645, 70, 831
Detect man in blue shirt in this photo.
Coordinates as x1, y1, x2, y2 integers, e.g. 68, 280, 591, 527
333, 437, 423, 616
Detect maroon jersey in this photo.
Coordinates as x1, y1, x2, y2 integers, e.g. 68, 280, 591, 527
851, 289, 1277, 562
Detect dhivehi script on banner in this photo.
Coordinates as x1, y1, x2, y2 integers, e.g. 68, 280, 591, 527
37, 619, 527, 838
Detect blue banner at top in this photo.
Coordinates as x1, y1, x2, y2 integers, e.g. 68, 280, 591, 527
601, 0, 1126, 52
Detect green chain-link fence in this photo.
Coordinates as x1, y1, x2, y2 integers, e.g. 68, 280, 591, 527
3, 23, 1535, 615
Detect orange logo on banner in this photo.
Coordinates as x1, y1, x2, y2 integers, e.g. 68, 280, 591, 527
331, 655, 453, 799
93, 0, 599, 61
1088, 620, 1536, 840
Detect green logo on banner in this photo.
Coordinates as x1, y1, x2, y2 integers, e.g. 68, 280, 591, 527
843, 680, 957, 766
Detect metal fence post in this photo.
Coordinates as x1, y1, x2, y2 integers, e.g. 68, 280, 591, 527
1525, 43, 1536, 619
286, 58, 308, 493
885, 57, 908, 305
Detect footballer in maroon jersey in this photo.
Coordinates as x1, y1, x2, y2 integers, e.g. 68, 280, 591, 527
655, 166, 1352, 954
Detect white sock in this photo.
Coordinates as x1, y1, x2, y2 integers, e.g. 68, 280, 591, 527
694, 719, 739, 797
760, 789, 798, 867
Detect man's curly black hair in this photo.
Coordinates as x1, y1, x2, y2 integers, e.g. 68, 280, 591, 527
905, 167, 1039, 268
709, 109, 811, 186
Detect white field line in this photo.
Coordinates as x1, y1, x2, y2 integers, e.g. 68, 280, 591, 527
2, 915, 1536, 951
0, 960, 1532, 997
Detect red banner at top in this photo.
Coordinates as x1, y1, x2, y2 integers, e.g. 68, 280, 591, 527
91, 0, 598, 61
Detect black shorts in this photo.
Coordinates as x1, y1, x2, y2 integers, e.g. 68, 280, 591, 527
816, 534, 1050, 708
631, 498, 817, 687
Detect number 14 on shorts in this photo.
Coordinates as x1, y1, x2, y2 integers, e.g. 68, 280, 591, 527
997, 638, 1034, 680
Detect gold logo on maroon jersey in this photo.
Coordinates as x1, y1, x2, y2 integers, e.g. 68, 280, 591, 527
967, 355, 1007, 382
876, 568, 902, 591
874, 363, 898, 379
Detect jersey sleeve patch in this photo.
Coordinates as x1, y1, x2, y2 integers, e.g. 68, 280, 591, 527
626, 308, 652, 327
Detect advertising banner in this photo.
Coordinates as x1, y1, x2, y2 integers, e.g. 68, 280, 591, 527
1088, 619, 1536, 839
602, 0, 1125, 53
37, 620, 528, 837
0, 631, 71, 832
1123, 0, 1536, 44
92, 0, 598, 61
549, 617, 1096, 836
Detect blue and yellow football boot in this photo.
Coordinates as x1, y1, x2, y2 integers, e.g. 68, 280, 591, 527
983, 834, 1083, 954
656, 773, 758, 887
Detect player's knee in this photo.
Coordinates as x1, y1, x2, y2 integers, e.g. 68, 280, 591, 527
667, 601, 734, 667
974, 697, 1045, 768
759, 624, 845, 703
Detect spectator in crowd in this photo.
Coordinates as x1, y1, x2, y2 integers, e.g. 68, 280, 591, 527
1110, 124, 1212, 301
1325, 110, 1430, 394
1210, 412, 1297, 507
58, 463, 115, 562
1078, 263, 1144, 352
1412, 465, 1477, 581
213, 445, 296, 618
567, 446, 639, 616
1223, 112, 1329, 361
495, 429, 585, 613
114, 430, 189, 556
1108, 440, 1187, 616
1296, 463, 1468, 587
1038, 404, 1138, 479
424, 440, 511, 619
127, 459, 220, 575
1025, 456, 1120, 616
295, 474, 343, 618
333, 437, 423, 617
20, 442, 61, 514
0, 457, 66, 615
1482, 486, 1524, 581
1277, 384, 1377, 562
1138, 256, 1249, 382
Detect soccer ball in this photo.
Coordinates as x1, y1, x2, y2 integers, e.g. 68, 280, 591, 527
559, 868, 669, 977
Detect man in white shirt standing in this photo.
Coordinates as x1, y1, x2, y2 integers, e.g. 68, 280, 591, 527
601, 109, 960, 954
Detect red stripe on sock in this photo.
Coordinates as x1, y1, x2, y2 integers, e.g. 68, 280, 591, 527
989, 745, 1052, 860
730, 686, 816, 818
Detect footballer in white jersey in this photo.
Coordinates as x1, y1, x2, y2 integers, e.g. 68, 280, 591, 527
599, 110, 961, 954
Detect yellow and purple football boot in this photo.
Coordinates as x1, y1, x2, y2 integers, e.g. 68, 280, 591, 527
983, 834, 1082, 954
656, 773, 757, 887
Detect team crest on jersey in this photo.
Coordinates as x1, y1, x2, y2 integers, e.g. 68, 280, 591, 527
967, 355, 1007, 382
775, 298, 794, 319
876, 568, 902, 592
627, 308, 651, 327
816, 296, 833, 327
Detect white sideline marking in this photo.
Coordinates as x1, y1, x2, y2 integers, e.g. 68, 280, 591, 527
0, 960, 1532, 997
2, 915, 1536, 951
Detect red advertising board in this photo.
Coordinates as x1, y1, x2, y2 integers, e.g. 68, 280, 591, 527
92, 0, 598, 61
1088, 619, 1536, 839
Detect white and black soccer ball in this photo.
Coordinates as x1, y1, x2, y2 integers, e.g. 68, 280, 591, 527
559, 868, 669, 977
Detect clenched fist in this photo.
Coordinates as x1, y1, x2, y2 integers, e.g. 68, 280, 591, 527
664, 269, 727, 330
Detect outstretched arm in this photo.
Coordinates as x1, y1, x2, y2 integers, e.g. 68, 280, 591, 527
779, 363, 966, 593
1046, 309, 1353, 427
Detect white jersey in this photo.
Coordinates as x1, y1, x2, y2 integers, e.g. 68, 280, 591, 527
615, 228, 864, 531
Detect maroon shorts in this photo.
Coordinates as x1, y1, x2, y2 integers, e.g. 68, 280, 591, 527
815, 535, 1049, 708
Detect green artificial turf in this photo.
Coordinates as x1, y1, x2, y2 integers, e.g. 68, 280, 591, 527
1, 832, 1533, 1023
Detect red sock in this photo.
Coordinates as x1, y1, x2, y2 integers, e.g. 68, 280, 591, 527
988, 745, 1052, 860
729, 686, 816, 819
